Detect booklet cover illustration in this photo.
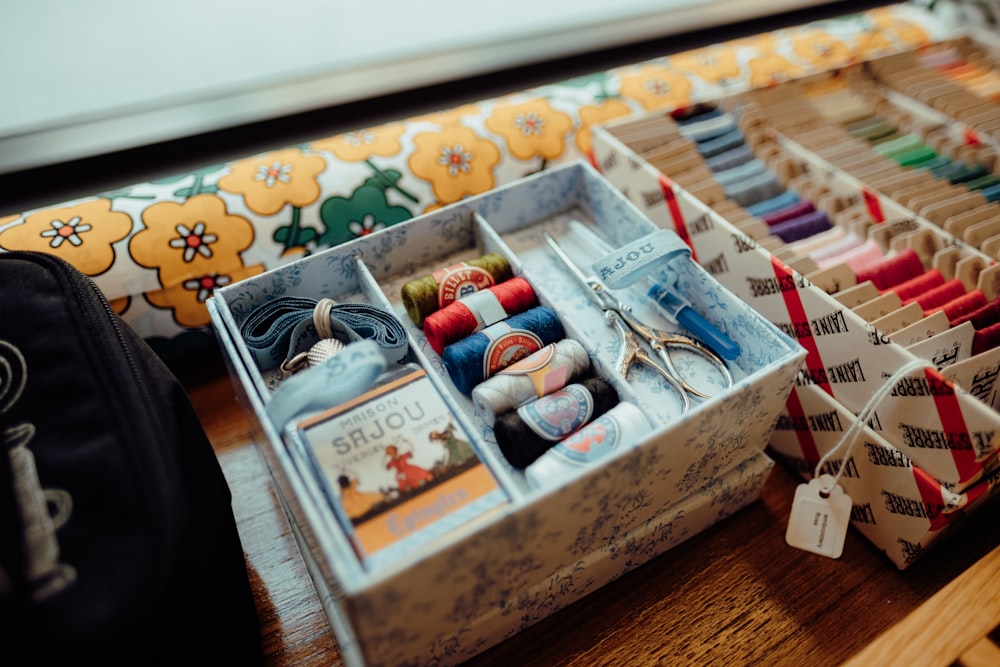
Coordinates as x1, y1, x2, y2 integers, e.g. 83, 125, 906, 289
293, 366, 508, 567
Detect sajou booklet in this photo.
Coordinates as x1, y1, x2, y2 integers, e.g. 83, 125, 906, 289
288, 365, 508, 569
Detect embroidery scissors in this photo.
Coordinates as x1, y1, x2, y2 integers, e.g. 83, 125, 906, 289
543, 232, 733, 413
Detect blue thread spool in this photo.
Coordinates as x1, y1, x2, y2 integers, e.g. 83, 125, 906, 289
441, 305, 565, 394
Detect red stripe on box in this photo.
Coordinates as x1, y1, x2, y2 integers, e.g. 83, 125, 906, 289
861, 187, 885, 223
912, 465, 950, 532
658, 173, 698, 262
926, 367, 979, 484
785, 387, 821, 465
771, 255, 833, 396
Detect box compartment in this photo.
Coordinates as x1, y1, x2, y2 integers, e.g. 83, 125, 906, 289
208, 161, 805, 665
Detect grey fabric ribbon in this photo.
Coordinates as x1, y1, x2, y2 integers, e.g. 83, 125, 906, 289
240, 296, 410, 372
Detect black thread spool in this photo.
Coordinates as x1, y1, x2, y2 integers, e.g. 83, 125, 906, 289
494, 376, 618, 470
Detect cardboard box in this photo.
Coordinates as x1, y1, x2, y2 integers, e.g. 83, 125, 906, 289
591, 88, 1000, 568
207, 161, 805, 664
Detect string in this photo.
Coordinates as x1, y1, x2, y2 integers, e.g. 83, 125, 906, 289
422, 276, 538, 355
470, 338, 592, 424
441, 306, 565, 394
400, 253, 513, 327
493, 376, 619, 470
813, 358, 931, 495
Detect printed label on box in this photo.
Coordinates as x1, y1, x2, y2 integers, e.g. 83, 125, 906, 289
295, 366, 507, 565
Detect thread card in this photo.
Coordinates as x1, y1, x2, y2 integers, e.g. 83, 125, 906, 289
289, 365, 509, 570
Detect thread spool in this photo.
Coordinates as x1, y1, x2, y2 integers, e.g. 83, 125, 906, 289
704, 144, 754, 172
441, 306, 565, 394
890, 268, 945, 301
941, 289, 988, 324
949, 296, 1000, 329
471, 338, 592, 424
524, 402, 651, 490
713, 159, 767, 187
746, 190, 801, 217
768, 209, 832, 244
813, 235, 872, 270
400, 252, 513, 327
422, 276, 538, 355
760, 200, 816, 226
724, 170, 785, 208
854, 248, 925, 290
972, 321, 1000, 356
494, 377, 619, 470
914, 279, 967, 313
696, 127, 746, 159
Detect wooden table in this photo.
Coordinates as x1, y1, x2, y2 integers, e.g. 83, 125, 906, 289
178, 348, 1000, 667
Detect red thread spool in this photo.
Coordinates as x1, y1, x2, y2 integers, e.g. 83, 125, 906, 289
950, 296, 1000, 329
891, 268, 945, 302
423, 276, 539, 355
854, 248, 924, 290
972, 321, 1000, 356
915, 279, 967, 313
939, 289, 988, 323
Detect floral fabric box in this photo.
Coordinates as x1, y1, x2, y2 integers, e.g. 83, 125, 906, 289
207, 161, 805, 665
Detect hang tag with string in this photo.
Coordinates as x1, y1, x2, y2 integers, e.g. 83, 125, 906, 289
785, 358, 931, 559
785, 474, 852, 558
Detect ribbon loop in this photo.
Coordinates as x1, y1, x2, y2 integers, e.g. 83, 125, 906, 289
591, 230, 691, 289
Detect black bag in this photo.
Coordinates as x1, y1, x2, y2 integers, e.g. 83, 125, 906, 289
0, 251, 264, 665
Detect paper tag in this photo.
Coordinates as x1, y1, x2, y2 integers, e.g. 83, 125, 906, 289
785, 475, 852, 559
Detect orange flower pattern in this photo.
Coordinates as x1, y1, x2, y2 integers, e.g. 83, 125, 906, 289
575, 99, 633, 156
217, 147, 327, 216
746, 51, 804, 88
0, 199, 132, 275
790, 29, 853, 68
129, 194, 261, 326
869, 7, 931, 48
484, 98, 574, 161
408, 125, 501, 205
0, 6, 938, 342
670, 47, 743, 85
310, 123, 406, 161
618, 64, 693, 111
144, 263, 264, 328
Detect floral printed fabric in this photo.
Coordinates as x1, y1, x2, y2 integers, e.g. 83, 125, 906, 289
0, 5, 941, 351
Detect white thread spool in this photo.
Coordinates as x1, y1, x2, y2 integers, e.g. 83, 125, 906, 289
524, 401, 651, 490
471, 338, 591, 424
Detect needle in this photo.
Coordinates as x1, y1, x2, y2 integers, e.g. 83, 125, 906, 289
567, 220, 742, 361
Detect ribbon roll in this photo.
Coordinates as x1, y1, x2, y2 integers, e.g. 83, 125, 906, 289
240, 296, 409, 371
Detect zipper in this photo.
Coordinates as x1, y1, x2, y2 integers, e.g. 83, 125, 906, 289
10, 252, 177, 540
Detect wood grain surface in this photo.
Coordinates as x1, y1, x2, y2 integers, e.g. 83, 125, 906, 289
177, 349, 1000, 666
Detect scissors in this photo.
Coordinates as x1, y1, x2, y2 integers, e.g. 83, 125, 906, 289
543, 232, 733, 413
